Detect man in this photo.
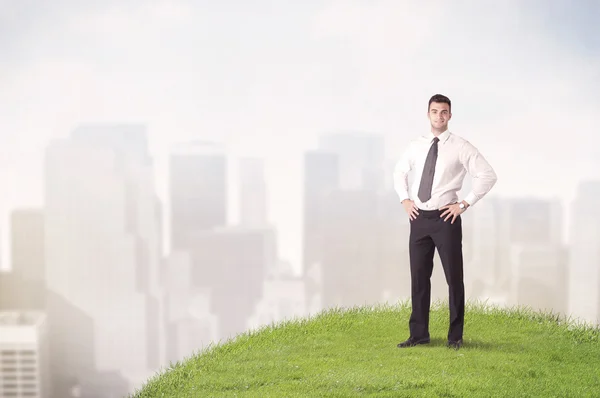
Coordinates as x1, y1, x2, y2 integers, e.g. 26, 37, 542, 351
393, 94, 497, 350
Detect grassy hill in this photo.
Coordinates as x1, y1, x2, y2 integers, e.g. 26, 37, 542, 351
131, 301, 600, 397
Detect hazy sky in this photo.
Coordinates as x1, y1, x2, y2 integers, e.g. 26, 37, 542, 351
1, 0, 599, 271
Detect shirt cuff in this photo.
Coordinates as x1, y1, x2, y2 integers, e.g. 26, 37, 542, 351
395, 188, 410, 203
463, 192, 479, 207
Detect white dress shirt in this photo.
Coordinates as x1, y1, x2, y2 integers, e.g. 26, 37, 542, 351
393, 130, 497, 210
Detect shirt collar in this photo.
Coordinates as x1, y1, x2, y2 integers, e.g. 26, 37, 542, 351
423, 130, 451, 144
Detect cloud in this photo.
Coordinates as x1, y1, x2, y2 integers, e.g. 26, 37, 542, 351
310, 0, 594, 106
66, 1, 193, 39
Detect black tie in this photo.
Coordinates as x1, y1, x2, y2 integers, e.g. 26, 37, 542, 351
417, 137, 439, 202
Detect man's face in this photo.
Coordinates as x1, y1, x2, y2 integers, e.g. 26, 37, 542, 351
428, 102, 451, 131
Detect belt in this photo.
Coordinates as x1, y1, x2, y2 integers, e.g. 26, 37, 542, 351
417, 209, 444, 218
417, 202, 458, 218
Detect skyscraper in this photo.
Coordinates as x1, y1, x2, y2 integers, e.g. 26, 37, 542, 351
186, 226, 274, 339
0, 311, 50, 398
568, 181, 600, 325
319, 188, 383, 308
10, 210, 45, 283
302, 150, 339, 277
169, 141, 227, 251
317, 131, 385, 191
467, 197, 563, 298
44, 124, 163, 389
0, 209, 45, 311
239, 157, 267, 228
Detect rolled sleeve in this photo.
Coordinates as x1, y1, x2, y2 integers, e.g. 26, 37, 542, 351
459, 141, 497, 207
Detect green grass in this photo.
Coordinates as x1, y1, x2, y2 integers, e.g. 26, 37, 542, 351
131, 300, 600, 397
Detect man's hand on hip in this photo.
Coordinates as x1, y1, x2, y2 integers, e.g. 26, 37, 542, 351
402, 199, 419, 221
439, 202, 468, 224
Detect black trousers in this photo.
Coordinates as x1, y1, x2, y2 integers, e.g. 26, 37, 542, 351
408, 209, 465, 342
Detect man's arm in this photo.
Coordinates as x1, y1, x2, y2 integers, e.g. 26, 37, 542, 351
393, 144, 413, 202
459, 141, 497, 207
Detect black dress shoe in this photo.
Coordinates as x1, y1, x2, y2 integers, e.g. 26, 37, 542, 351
447, 339, 463, 350
397, 337, 430, 348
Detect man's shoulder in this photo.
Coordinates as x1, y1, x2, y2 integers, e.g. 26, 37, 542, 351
448, 132, 474, 148
448, 131, 466, 143
407, 133, 429, 144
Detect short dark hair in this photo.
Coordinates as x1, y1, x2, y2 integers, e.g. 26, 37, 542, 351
428, 94, 451, 112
